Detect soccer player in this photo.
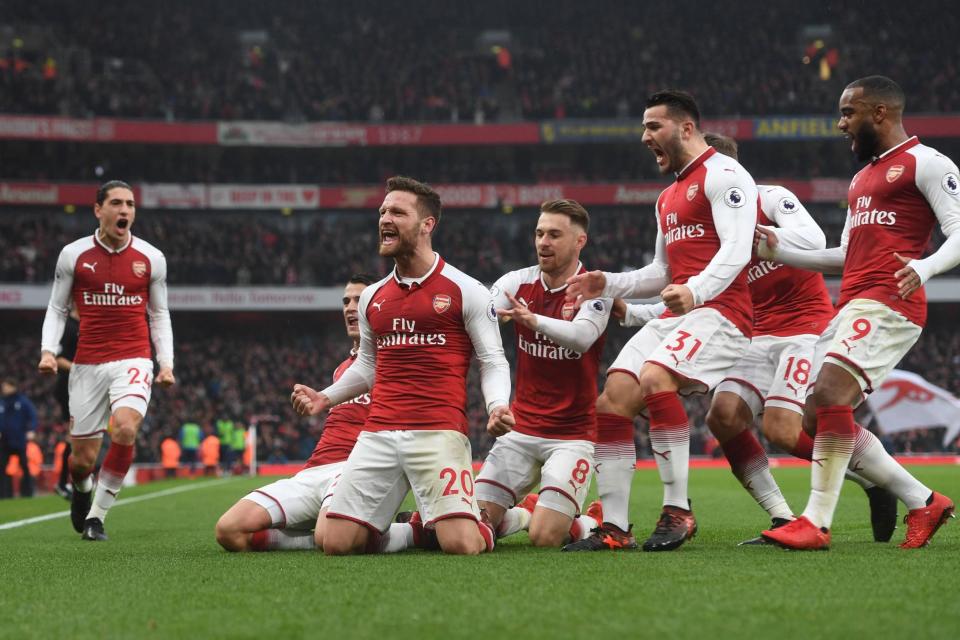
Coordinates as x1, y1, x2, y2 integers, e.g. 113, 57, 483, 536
475, 199, 609, 548
291, 176, 512, 556
694, 133, 896, 544
620, 133, 896, 544
564, 90, 757, 552
758, 76, 957, 549
216, 275, 394, 552
37, 180, 175, 541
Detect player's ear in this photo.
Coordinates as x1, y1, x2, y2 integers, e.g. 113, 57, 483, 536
420, 215, 437, 236
873, 102, 887, 124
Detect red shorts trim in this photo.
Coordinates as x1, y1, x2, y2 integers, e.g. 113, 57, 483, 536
539, 485, 580, 513
824, 352, 874, 393
426, 512, 479, 527
70, 429, 108, 439
252, 489, 288, 528
324, 511, 383, 535
606, 368, 640, 383
719, 376, 765, 403
766, 395, 805, 409
475, 478, 518, 505
645, 360, 709, 395
111, 393, 148, 408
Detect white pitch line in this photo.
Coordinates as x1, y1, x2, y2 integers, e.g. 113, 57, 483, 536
0, 478, 235, 531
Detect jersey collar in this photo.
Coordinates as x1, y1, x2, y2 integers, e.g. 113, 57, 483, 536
538, 262, 584, 293
676, 147, 715, 181
93, 229, 132, 254
871, 136, 919, 165
392, 252, 442, 289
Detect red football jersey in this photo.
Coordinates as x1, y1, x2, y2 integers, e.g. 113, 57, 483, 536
656, 147, 755, 337
746, 186, 835, 337
44, 233, 169, 365
492, 265, 609, 441
358, 256, 507, 434
303, 353, 371, 468
840, 137, 959, 327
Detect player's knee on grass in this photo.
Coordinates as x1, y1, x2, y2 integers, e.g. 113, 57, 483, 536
637, 363, 679, 398
597, 372, 647, 417
215, 500, 272, 552
434, 517, 485, 555
313, 509, 330, 550
322, 519, 370, 555
478, 500, 507, 529
706, 392, 752, 443
528, 506, 573, 548
761, 408, 802, 451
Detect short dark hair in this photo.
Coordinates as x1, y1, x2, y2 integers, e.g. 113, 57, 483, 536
846, 75, 905, 112
703, 132, 739, 160
385, 176, 442, 224
540, 199, 590, 233
348, 273, 377, 286
96, 180, 133, 205
646, 90, 701, 128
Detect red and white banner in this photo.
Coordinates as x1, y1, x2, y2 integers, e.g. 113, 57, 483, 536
207, 185, 320, 209
217, 121, 369, 147
140, 184, 207, 209
866, 369, 960, 447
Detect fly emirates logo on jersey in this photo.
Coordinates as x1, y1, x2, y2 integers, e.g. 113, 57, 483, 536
747, 260, 783, 284
82, 282, 144, 307
518, 329, 583, 361
850, 195, 897, 230
376, 317, 448, 348
663, 211, 705, 245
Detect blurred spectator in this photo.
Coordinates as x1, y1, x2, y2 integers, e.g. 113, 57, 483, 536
0, 377, 38, 498
2, 1, 959, 121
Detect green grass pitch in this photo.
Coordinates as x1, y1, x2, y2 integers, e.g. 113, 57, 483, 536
1, 465, 958, 640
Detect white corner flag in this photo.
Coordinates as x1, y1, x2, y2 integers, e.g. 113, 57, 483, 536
866, 369, 960, 447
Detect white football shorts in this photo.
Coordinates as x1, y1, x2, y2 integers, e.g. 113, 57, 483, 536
244, 461, 346, 529
68, 357, 153, 437
326, 429, 479, 533
716, 333, 820, 416
609, 307, 750, 394
475, 431, 594, 518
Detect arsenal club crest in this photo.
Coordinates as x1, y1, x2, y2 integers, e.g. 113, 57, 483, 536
686, 183, 699, 201
432, 294, 452, 314
886, 165, 904, 183
561, 301, 576, 320
132, 261, 147, 277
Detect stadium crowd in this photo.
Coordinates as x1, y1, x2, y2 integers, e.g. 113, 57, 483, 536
3, 205, 955, 287
2, 1, 960, 122
4, 307, 959, 470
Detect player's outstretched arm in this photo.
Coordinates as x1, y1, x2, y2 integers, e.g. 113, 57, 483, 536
617, 301, 667, 327
291, 384, 332, 416
680, 172, 757, 312
147, 253, 175, 383
895, 152, 960, 297
464, 282, 511, 415
39, 248, 74, 373
757, 217, 847, 275
486, 404, 515, 437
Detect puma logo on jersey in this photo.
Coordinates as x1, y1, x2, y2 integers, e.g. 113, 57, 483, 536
371, 299, 385, 311
82, 262, 97, 273
785, 382, 800, 396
